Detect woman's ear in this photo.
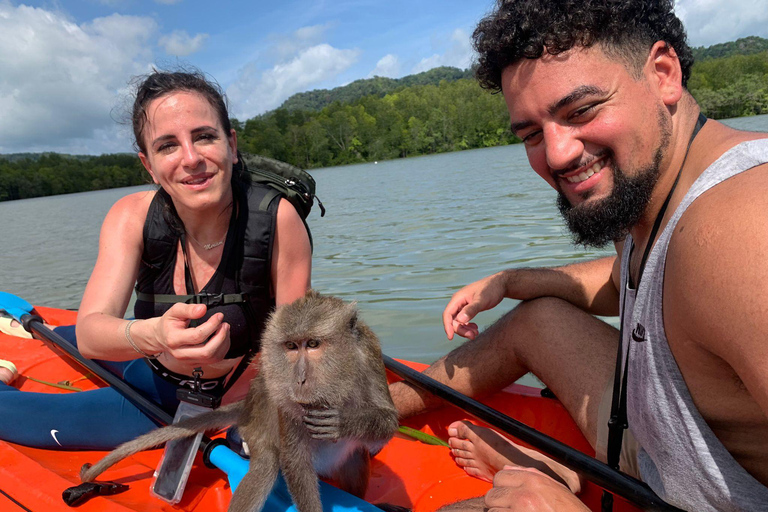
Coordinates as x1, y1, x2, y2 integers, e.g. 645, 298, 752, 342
229, 129, 238, 163
138, 152, 158, 184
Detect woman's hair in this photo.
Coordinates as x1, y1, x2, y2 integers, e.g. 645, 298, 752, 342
472, 0, 693, 92
130, 68, 250, 185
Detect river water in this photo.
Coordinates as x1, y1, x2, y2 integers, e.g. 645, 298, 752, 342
1, 114, 766, 371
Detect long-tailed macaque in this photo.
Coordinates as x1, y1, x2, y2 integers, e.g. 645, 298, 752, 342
80, 291, 400, 512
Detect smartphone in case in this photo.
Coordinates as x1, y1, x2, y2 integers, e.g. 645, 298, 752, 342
150, 401, 207, 504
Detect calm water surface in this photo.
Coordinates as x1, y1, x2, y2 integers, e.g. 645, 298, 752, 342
1, 114, 766, 370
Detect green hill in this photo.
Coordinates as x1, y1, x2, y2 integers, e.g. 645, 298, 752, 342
278, 66, 473, 112
692, 36, 768, 61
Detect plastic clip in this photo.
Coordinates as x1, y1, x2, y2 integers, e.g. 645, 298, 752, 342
62, 481, 129, 507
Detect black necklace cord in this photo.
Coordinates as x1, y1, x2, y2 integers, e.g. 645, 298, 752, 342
601, 112, 707, 512
636, 112, 708, 286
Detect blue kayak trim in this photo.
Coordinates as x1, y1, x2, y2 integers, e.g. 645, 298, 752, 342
207, 444, 384, 512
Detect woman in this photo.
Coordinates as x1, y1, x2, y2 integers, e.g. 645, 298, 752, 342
0, 70, 312, 449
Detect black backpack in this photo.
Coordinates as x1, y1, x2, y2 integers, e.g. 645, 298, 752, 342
234, 152, 325, 247
236, 152, 325, 219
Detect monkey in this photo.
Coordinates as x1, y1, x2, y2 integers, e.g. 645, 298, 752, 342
80, 290, 400, 512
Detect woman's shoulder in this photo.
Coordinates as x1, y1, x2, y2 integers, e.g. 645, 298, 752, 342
103, 189, 157, 234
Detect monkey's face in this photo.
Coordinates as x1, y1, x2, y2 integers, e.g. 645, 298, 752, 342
282, 338, 326, 404
261, 290, 372, 408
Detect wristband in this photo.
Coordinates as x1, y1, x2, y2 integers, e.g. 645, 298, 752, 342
125, 319, 160, 359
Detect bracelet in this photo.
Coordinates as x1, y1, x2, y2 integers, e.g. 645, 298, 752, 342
124, 320, 160, 359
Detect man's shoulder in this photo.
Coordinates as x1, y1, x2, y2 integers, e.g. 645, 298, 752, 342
671, 154, 768, 255
664, 151, 768, 344
696, 120, 768, 169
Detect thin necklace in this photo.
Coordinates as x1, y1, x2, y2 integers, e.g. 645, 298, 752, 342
634, 112, 708, 287
185, 229, 226, 250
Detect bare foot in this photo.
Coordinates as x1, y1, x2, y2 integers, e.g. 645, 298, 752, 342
447, 420, 582, 493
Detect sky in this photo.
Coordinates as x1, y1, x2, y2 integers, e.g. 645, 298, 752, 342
1, 0, 767, 156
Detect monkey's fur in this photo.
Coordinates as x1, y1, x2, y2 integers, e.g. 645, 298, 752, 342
80, 291, 400, 512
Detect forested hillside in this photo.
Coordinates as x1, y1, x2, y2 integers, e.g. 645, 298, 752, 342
692, 36, 768, 61
689, 49, 768, 119
279, 66, 473, 112
235, 78, 516, 169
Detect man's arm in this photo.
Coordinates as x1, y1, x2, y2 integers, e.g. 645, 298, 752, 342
444, 255, 621, 340
394, 254, 621, 418
665, 164, 768, 420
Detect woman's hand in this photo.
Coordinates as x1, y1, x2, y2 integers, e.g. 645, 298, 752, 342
443, 271, 511, 340
150, 303, 231, 364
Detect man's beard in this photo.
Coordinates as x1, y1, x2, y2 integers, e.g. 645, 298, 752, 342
556, 126, 671, 247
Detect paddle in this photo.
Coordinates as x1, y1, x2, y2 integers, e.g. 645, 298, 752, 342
0, 292, 174, 426
0, 292, 381, 511
383, 355, 684, 512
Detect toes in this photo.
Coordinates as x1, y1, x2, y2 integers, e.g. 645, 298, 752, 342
451, 448, 473, 460
453, 456, 476, 468
447, 420, 474, 439
448, 437, 472, 451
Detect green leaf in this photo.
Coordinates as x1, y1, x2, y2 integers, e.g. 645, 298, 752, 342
398, 425, 449, 447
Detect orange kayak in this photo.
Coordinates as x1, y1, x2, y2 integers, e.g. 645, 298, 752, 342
0, 305, 642, 512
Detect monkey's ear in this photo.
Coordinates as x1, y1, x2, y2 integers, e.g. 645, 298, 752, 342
347, 310, 359, 335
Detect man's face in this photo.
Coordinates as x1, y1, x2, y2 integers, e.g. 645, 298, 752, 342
501, 45, 672, 246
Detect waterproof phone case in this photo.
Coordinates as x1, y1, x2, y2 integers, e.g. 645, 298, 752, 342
150, 401, 207, 504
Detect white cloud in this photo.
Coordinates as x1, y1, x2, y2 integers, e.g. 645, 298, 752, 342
411, 28, 474, 74
0, 4, 156, 154
227, 43, 361, 119
676, 0, 768, 47
368, 54, 400, 78
159, 30, 208, 56
270, 23, 333, 60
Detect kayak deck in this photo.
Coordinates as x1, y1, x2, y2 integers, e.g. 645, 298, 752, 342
0, 306, 640, 512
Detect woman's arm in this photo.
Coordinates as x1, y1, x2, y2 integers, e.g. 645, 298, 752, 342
271, 198, 312, 306
76, 191, 155, 360
77, 191, 233, 364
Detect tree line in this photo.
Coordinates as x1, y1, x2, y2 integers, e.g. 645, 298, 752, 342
0, 153, 147, 201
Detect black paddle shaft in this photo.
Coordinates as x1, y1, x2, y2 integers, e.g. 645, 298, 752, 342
22, 314, 232, 460
22, 314, 175, 426
383, 355, 683, 512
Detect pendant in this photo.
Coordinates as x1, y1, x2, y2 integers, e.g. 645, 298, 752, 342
202, 241, 224, 250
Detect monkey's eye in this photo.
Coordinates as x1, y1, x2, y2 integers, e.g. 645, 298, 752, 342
285, 341, 298, 350
306, 339, 321, 349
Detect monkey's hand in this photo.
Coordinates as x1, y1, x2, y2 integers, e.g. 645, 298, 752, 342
302, 407, 342, 440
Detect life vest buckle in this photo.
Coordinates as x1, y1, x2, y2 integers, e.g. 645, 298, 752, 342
186, 292, 225, 307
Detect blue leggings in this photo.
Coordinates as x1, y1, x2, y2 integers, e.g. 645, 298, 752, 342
0, 326, 180, 450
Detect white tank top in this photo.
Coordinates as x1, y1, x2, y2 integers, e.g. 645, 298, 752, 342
619, 139, 768, 511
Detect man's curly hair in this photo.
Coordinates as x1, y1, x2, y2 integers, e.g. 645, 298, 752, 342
473, 0, 693, 92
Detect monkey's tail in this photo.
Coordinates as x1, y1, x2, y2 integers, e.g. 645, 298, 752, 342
80, 401, 242, 482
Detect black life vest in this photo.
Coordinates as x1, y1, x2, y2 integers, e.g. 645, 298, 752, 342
134, 182, 282, 359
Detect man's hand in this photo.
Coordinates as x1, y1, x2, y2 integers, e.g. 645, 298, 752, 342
484, 466, 589, 512
443, 271, 509, 340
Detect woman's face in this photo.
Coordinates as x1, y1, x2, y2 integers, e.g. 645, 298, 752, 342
139, 91, 237, 216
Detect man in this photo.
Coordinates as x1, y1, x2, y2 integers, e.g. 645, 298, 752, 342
389, 1, 768, 510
